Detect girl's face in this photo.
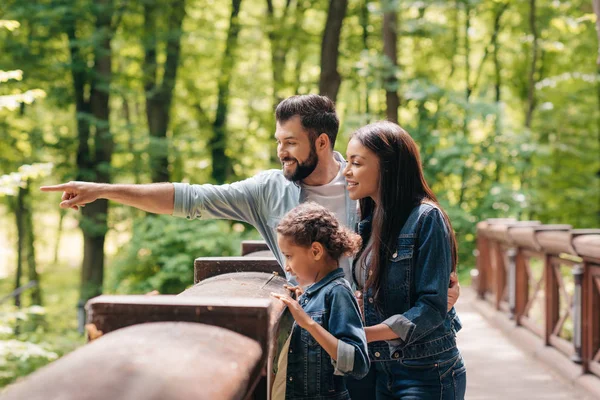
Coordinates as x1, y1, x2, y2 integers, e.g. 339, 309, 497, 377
343, 138, 380, 203
277, 234, 321, 286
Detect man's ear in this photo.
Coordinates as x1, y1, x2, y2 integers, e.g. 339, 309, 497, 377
311, 242, 324, 261
316, 133, 330, 152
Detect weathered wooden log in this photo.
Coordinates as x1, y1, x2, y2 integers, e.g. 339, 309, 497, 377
479, 218, 516, 238
573, 234, 600, 263
241, 240, 271, 256
487, 221, 541, 244
537, 229, 600, 257
508, 224, 571, 251
0, 322, 262, 400
244, 250, 275, 258
86, 295, 273, 353
194, 256, 283, 284
182, 271, 292, 400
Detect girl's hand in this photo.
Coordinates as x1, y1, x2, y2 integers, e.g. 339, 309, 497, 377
283, 284, 304, 299
271, 293, 313, 329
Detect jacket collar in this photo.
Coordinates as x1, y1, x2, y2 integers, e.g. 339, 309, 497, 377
304, 268, 345, 297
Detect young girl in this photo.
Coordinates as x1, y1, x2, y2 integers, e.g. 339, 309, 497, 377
270, 202, 370, 400
343, 121, 466, 399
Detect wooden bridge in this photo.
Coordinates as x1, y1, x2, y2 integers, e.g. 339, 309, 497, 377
2, 232, 600, 399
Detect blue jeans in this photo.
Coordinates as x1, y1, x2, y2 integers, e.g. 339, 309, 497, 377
347, 348, 466, 400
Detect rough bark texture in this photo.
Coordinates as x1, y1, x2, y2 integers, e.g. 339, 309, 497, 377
210, 0, 242, 184
23, 183, 41, 305
65, 0, 115, 305
14, 188, 24, 308
525, 0, 538, 129
144, 0, 186, 183
383, 4, 399, 123
593, 0, 600, 224
360, 0, 370, 116
318, 0, 348, 103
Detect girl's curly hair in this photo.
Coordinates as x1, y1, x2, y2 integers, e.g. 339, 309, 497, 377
276, 202, 362, 260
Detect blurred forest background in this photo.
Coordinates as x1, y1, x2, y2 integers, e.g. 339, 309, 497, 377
1, 0, 599, 388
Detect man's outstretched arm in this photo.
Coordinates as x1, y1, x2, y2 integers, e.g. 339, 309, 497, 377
40, 182, 175, 214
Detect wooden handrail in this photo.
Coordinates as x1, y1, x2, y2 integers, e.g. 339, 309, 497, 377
0, 322, 263, 400
8, 254, 292, 400
194, 256, 283, 283
476, 221, 600, 380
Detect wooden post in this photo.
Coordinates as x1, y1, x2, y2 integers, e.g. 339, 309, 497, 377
514, 249, 529, 324
544, 255, 559, 346
573, 234, 600, 377
476, 222, 489, 298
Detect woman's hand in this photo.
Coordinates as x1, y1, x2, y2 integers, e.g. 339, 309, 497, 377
354, 290, 364, 320
448, 272, 460, 311
271, 293, 313, 329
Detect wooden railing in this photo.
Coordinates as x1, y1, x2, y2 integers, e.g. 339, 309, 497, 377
476, 220, 600, 379
2, 240, 288, 400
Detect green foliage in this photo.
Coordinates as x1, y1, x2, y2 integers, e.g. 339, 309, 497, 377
0, 307, 58, 386
107, 215, 260, 294
0, 0, 599, 384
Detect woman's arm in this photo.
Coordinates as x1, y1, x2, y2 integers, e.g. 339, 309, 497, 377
380, 209, 453, 346
364, 324, 397, 343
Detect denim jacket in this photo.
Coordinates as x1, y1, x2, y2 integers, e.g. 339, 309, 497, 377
172, 152, 357, 282
286, 268, 369, 399
355, 203, 462, 362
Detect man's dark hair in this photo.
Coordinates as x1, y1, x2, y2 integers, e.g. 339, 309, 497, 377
275, 94, 339, 148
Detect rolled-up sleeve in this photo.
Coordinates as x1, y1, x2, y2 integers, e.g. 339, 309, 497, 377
327, 284, 370, 379
172, 177, 262, 225
383, 209, 452, 347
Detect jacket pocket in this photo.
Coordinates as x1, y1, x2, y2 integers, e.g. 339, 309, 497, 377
386, 245, 413, 292
300, 313, 324, 347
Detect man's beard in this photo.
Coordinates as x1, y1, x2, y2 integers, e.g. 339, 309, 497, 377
282, 145, 319, 182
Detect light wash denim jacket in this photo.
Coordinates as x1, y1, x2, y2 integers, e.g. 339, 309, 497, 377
286, 268, 369, 399
172, 152, 357, 281
356, 203, 462, 362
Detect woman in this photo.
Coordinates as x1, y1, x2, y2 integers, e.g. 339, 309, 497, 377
343, 121, 466, 399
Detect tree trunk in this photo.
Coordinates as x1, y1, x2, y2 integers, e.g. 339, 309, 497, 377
492, 3, 507, 183
23, 182, 42, 305
266, 0, 293, 108
593, 0, 600, 224
382, 1, 399, 123
80, 0, 114, 303
65, 0, 115, 305
14, 189, 24, 308
448, 0, 460, 80
265, 0, 306, 165
360, 0, 370, 117
318, 0, 348, 102
458, 1, 472, 204
53, 208, 66, 264
144, 0, 186, 183
464, 0, 472, 117
525, 0, 538, 129
210, 0, 242, 184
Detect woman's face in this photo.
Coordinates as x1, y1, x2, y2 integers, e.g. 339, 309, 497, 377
343, 138, 380, 203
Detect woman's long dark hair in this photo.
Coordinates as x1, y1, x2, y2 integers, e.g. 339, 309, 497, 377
353, 121, 458, 305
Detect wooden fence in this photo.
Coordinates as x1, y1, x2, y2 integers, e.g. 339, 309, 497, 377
1, 241, 288, 400
476, 220, 600, 378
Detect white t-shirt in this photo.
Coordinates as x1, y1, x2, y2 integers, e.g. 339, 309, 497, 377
301, 164, 353, 283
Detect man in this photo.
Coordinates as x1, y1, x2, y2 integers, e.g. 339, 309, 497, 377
42, 94, 459, 302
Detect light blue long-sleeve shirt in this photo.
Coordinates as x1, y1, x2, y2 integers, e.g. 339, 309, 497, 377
172, 152, 358, 281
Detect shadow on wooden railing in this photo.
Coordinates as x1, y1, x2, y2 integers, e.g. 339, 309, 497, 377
475, 220, 600, 379
1, 240, 288, 400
